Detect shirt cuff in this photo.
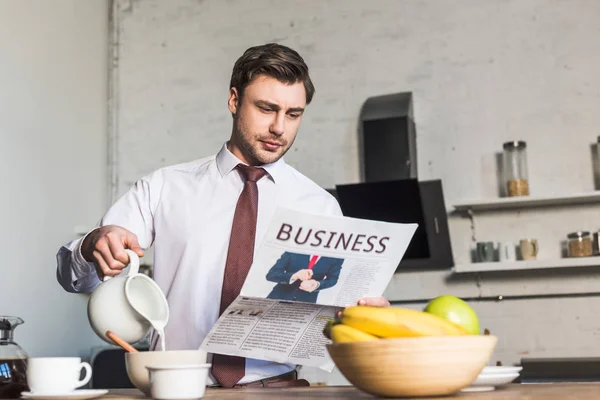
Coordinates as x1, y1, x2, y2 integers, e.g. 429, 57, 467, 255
71, 229, 98, 280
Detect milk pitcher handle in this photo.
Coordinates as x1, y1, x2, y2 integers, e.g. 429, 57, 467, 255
102, 249, 141, 282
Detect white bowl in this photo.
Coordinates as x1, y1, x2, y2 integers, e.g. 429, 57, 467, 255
125, 350, 208, 396
481, 366, 523, 375
147, 364, 211, 400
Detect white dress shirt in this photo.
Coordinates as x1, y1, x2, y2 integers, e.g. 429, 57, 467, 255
56, 143, 342, 385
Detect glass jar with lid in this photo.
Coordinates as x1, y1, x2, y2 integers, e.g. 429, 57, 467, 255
567, 231, 593, 257
503, 141, 529, 197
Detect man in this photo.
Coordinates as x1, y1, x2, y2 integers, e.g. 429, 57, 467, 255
56, 43, 390, 389
266, 252, 343, 303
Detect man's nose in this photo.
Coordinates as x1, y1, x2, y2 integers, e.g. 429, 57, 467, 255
269, 113, 285, 136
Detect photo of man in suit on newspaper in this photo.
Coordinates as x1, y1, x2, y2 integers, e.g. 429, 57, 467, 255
265, 251, 344, 303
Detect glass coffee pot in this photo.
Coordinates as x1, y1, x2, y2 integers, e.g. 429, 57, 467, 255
0, 316, 29, 399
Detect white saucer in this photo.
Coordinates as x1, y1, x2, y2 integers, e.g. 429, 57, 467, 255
461, 372, 520, 392
21, 389, 108, 400
460, 385, 496, 392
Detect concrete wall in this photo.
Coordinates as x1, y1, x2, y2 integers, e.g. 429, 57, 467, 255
0, 0, 110, 358
111, 0, 600, 199
111, 0, 600, 276
108, 0, 600, 385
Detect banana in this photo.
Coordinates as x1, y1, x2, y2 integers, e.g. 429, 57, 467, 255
330, 323, 379, 343
323, 319, 339, 340
340, 306, 470, 338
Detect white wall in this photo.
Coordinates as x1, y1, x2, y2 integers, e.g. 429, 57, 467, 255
0, 0, 110, 358
111, 0, 600, 199
111, 0, 600, 277
108, 0, 600, 385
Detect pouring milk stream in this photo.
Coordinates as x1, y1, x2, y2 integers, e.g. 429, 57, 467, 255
87, 249, 170, 350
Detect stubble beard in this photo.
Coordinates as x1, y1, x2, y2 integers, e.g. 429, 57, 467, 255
232, 115, 294, 166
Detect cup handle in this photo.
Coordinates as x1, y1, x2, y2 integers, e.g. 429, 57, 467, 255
532, 240, 539, 256
76, 362, 92, 388
102, 249, 140, 282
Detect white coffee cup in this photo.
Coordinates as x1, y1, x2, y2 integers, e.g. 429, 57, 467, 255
147, 364, 211, 399
27, 357, 92, 394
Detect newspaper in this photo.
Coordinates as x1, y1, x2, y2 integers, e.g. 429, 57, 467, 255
200, 207, 417, 371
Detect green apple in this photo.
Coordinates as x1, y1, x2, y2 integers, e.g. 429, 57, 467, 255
424, 295, 480, 335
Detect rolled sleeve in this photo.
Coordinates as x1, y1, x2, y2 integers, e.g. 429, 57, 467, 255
56, 233, 100, 294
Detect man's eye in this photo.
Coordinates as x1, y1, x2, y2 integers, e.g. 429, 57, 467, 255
289, 114, 300, 119
260, 107, 272, 112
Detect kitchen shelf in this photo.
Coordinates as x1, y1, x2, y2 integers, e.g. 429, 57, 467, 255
452, 191, 600, 213
453, 256, 600, 273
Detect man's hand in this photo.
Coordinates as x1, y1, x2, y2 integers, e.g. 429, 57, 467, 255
337, 296, 390, 317
357, 297, 390, 307
290, 269, 313, 283
81, 225, 144, 279
299, 279, 319, 292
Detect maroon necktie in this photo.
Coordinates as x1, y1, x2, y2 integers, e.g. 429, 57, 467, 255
211, 164, 267, 388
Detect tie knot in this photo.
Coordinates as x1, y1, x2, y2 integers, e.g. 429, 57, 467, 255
236, 164, 267, 182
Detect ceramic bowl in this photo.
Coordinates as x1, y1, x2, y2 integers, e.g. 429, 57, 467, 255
147, 364, 211, 400
327, 335, 498, 398
125, 350, 208, 396
480, 366, 523, 375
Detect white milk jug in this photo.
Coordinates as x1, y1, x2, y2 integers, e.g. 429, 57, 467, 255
87, 250, 169, 347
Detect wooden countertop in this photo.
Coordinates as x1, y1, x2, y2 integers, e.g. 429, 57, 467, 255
104, 383, 600, 399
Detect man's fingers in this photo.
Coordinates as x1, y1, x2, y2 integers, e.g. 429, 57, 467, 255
93, 250, 119, 278
95, 240, 126, 272
106, 234, 129, 265
125, 232, 145, 257
299, 280, 310, 291
92, 250, 106, 279
299, 279, 318, 292
358, 297, 391, 307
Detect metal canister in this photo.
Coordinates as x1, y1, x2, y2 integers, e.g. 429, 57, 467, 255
594, 231, 600, 255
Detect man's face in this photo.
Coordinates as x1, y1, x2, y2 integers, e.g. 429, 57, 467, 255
227, 75, 306, 166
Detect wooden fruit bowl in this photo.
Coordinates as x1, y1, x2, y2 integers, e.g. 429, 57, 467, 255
327, 335, 498, 398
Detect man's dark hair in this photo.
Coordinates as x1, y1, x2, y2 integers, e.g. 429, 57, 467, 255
230, 43, 315, 104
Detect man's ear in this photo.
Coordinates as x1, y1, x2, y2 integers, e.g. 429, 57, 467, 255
228, 87, 239, 116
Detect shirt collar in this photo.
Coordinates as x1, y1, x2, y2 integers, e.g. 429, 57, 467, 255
215, 142, 286, 183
